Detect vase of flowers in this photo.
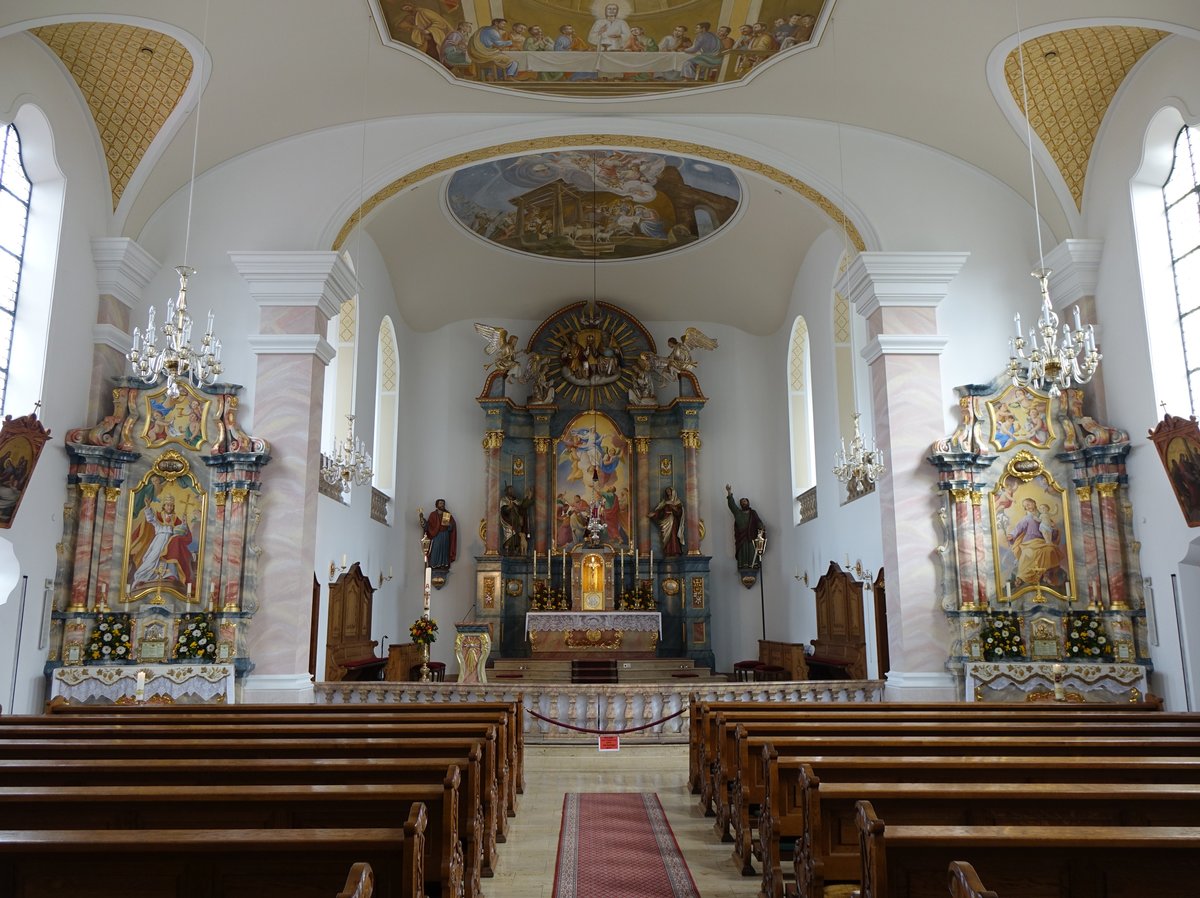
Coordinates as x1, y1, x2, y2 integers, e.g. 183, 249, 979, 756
980, 612, 1024, 661
174, 612, 217, 661
86, 613, 133, 663
410, 616, 438, 682
1065, 611, 1112, 660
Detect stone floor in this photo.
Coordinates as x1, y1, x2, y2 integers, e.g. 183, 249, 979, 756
486, 743, 759, 898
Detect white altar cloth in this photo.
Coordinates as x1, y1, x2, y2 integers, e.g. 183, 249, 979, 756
526, 611, 661, 636
50, 663, 235, 704
509, 51, 689, 74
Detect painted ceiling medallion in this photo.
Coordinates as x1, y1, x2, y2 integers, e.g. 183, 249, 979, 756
372, 0, 830, 97
445, 149, 741, 261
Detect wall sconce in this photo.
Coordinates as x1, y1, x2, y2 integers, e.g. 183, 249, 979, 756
379, 567, 394, 583
329, 555, 349, 582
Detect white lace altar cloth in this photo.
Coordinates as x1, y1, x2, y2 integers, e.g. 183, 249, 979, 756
50, 664, 235, 704
526, 611, 661, 636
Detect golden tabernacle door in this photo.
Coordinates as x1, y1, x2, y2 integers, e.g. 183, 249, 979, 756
571, 545, 614, 611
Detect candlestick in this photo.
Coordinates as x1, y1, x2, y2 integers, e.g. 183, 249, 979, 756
562, 547, 566, 582
649, 549, 654, 579
532, 551, 537, 580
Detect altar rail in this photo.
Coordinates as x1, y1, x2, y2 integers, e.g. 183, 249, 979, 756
315, 679, 885, 744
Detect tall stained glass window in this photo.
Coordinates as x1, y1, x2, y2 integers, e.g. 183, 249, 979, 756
0, 123, 31, 414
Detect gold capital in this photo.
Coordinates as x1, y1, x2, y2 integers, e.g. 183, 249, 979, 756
680, 431, 701, 450
950, 487, 971, 503
1075, 485, 1092, 501
634, 437, 650, 456
1097, 482, 1119, 499
230, 488, 249, 504
482, 431, 504, 451
78, 483, 100, 499
533, 437, 551, 455
104, 487, 121, 503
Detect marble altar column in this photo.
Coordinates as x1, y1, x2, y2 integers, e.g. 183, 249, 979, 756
1096, 481, 1128, 609
681, 430, 701, 555
235, 251, 352, 702
94, 486, 121, 609
69, 483, 100, 611
89, 238, 157, 423
635, 436, 651, 555
207, 491, 227, 610
534, 437, 552, 553
950, 488, 981, 610
1075, 484, 1099, 602
841, 252, 968, 700
483, 431, 503, 555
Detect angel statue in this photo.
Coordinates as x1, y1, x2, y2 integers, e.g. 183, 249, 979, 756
640, 327, 719, 386
474, 323, 523, 377
521, 352, 556, 404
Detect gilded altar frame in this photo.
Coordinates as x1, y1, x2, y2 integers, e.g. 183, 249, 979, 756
121, 450, 207, 604
990, 450, 1076, 603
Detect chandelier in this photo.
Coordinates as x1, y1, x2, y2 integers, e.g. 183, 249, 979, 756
833, 412, 885, 491
128, 265, 223, 399
322, 414, 372, 492
1006, 15, 1101, 398
1007, 268, 1101, 397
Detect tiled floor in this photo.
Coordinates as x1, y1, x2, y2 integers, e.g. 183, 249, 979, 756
486, 743, 758, 897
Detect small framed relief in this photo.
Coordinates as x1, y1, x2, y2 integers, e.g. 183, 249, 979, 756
64, 643, 83, 665
965, 639, 983, 660
216, 642, 233, 663
1114, 640, 1135, 662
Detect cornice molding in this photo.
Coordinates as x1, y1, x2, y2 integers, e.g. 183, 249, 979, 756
230, 251, 356, 321
91, 322, 131, 353
91, 237, 159, 309
247, 333, 337, 366
1044, 239, 1103, 308
840, 252, 970, 318
861, 334, 951, 365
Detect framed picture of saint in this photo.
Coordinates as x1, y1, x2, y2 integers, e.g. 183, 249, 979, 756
0, 411, 51, 529
122, 450, 206, 603
1149, 411, 1200, 527
990, 450, 1076, 602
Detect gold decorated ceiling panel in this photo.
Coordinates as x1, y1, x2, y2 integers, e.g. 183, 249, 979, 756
1005, 26, 1167, 210
33, 22, 193, 211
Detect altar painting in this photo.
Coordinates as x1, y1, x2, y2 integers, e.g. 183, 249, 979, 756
1148, 413, 1200, 527
141, 382, 211, 451
555, 412, 630, 547
122, 451, 206, 603
0, 412, 50, 529
446, 150, 740, 262
990, 451, 1074, 602
986, 384, 1054, 451
373, 0, 829, 97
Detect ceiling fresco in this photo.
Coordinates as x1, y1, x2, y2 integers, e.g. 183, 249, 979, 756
444, 149, 742, 261
372, 0, 830, 97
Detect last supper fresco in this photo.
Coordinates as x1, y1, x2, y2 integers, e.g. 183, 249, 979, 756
446, 149, 742, 261
372, 0, 831, 97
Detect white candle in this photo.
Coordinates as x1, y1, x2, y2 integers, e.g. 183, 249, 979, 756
649, 549, 654, 579
135, 670, 146, 700
562, 548, 566, 581
342, 553, 347, 568
532, 551, 537, 580
1014, 312, 1022, 339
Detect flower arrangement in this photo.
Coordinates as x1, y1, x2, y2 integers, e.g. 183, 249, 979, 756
1065, 611, 1111, 660
86, 613, 133, 662
980, 612, 1024, 661
410, 616, 438, 645
530, 581, 568, 611
619, 583, 656, 611
174, 612, 217, 661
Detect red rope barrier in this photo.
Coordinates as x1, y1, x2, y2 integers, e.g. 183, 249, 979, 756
525, 705, 686, 735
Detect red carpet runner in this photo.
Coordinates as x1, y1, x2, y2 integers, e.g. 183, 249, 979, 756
552, 792, 701, 898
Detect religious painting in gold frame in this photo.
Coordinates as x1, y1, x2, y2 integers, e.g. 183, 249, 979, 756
140, 381, 211, 451
1148, 411, 1200, 527
990, 450, 1075, 603
122, 450, 207, 604
986, 384, 1054, 452
0, 410, 51, 529
555, 411, 631, 546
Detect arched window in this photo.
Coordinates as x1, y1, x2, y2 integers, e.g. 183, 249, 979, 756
0, 124, 31, 415
1164, 124, 1200, 415
372, 316, 398, 504
788, 315, 816, 522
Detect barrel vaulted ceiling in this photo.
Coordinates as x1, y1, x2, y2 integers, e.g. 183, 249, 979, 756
4, 1, 1198, 332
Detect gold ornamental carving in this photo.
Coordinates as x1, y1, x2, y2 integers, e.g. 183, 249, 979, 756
533, 438, 551, 455
104, 487, 121, 503
950, 487, 971, 503
634, 438, 650, 456
1076, 485, 1092, 501
680, 431, 701, 450
482, 431, 505, 451
691, 577, 705, 608
1097, 482, 1119, 499
79, 483, 100, 499
565, 629, 624, 649
230, 488, 248, 504
215, 492, 227, 508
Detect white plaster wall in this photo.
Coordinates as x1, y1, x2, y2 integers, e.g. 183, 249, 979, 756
1082, 33, 1200, 709
0, 34, 116, 714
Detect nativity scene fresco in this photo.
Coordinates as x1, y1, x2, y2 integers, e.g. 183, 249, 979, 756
371, 0, 831, 96
446, 150, 741, 261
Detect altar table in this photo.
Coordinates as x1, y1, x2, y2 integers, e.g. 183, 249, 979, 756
508, 50, 689, 76
526, 611, 661, 657
49, 663, 235, 705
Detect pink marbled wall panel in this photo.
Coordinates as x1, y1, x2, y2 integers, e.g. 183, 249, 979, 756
89, 346, 131, 422
247, 353, 325, 676
871, 350, 949, 675
259, 307, 326, 336
872, 307, 937, 340
96, 295, 131, 330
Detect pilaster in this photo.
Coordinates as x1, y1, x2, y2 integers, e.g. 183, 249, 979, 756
89, 238, 158, 421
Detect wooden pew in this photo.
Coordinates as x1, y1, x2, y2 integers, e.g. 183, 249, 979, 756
0, 722, 506, 872
0, 778, 463, 898
0, 751, 487, 898
789, 774, 1200, 898
854, 799, 1200, 898
0, 816, 426, 898
46, 699, 527, 802
340, 863, 377, 898
725, 725, 1200, 871
947, 862, 996, 898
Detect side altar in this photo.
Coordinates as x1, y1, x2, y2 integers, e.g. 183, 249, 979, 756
471, 301, 715, 669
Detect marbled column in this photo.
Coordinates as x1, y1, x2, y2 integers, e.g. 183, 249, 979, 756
534, 437, 551, 553
223, 488, 249, 611
681, 430, 701, 555
1096, 482, 1126, 609
970, 492, 988, 604
95, 486, 121, 607
208, 491, 228, 610
635, 437, 651, 555
1075, 484, 1098, 604
842, 252, 968, 693
90, 238, 158, 419
950, 489, 979, 609
70, 483, 100, 610
235, 251, 352, 684
483, 431, 503, 555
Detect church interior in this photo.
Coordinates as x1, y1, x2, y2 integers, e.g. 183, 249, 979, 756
2, 1, 1200, 893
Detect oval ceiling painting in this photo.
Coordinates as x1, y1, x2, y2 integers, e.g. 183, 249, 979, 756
445, 149, 743, 261
371, 0, 831, 98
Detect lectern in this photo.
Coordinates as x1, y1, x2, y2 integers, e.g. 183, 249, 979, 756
454, 622, 491, 684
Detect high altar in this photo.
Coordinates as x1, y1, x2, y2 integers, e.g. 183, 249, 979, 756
930, 378, 1153, 702
472, 301, 714, 668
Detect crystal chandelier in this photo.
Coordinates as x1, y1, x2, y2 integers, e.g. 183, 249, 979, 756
1006, 17, 1101, 398
322, 414, 372, 492
128, 265, 223, 399
833, 412, 885, 491
1007, 268, 1101, 397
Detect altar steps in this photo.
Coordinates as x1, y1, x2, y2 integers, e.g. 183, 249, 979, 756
488, 658, 725, 684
